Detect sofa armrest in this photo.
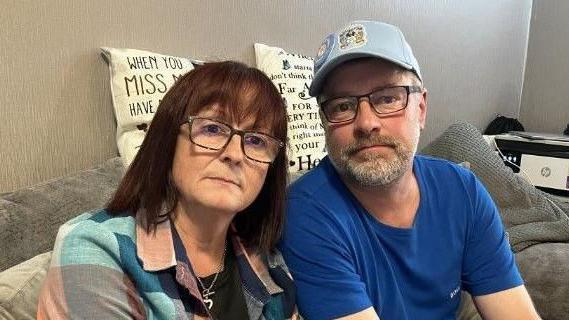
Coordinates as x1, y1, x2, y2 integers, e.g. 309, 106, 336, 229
0, 252, 51, 320
0, 157, 123, 271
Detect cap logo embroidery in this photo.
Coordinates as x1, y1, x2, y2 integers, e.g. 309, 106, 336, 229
316, 41, 327, 60
339, 24, 366, 50
314, 34, 334, 71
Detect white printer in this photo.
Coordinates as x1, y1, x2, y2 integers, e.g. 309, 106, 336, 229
493, 132, 569, 196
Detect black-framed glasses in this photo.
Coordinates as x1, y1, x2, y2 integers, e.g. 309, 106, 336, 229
318, 85, 423, 123
184, 116, 284, 164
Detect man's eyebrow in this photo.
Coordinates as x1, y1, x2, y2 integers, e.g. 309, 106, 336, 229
319, 83, 405, 101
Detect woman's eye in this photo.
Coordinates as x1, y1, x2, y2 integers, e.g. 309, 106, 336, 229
245, 135, 267, 147
202, 124, 223, 134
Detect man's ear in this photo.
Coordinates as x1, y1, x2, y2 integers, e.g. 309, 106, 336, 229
319, 109, 330, 132
418, 88, 428, 130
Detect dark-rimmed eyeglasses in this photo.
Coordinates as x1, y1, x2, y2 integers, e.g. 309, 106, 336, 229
318, 85, 423, 123
184, 116, 284, 164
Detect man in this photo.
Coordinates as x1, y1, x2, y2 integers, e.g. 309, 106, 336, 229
279, 20, 540, 319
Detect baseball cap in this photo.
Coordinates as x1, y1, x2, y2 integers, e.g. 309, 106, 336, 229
309, 20, 422, 97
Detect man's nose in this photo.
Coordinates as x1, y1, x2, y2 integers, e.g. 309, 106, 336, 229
353, 99, 382, 134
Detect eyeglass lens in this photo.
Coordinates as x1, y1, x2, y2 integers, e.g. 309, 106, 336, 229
189, 117, 280, 163
322, 86, 412, 123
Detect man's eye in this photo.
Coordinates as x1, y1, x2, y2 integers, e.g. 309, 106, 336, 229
332, 102, 354, 112
376, 95, 398, 104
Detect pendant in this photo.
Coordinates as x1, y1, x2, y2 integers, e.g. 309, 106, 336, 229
202, 290, 214, 309
204, 298, 213, 309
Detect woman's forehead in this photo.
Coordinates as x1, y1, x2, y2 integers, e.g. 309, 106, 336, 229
195, 104, 272, 130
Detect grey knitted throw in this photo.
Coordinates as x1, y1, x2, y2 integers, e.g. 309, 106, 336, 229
421, 122, 569, 252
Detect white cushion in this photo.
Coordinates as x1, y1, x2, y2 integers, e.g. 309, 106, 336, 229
0, 252, 52, 320
101, 47, 195, 167
255, 43, 327, 174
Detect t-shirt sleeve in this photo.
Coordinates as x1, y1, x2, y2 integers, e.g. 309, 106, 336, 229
461, 175, 523, 296
279, 195, 373, 319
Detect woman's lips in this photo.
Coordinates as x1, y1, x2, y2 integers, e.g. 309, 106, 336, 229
207, 176, 240, 187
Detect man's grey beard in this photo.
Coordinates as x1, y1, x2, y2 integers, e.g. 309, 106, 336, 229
326, 132, 419, 187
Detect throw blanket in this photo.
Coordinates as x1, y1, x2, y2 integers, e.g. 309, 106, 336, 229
421, 122, 569, 252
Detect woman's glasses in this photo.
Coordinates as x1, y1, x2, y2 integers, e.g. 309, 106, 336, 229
185, 116, 284, 164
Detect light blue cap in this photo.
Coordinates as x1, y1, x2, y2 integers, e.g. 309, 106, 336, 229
309, 20, 422, 97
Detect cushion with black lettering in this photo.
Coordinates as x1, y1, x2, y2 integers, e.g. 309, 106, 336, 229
101, 47, 195, 167
255, 43, 327, 174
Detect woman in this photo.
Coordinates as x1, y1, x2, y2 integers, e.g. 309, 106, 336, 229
38, 61, 297, 319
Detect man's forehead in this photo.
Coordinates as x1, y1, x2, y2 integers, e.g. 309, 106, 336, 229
321, 58, 409, 96
331, 58, 407, 79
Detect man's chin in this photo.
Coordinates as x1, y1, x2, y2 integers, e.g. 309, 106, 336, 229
347, 152, 393, 165
347, 159, 389, 174
343, 155, 410, 185
351, 146, 395, 159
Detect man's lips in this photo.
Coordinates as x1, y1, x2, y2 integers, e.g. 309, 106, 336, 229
351, 144, 394, 155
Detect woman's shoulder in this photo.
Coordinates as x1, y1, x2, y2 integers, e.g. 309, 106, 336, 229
59, 209, 136, 237
266, 247, 289, 271
51, 209, 137, 268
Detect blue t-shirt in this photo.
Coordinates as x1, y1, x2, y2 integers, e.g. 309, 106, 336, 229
279, 155, 522, 320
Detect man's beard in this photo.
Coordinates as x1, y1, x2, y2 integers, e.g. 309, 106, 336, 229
326, 128, 419, 187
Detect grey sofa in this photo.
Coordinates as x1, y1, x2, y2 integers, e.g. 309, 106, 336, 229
0, 158, 124, 320
1, 123, 568, 319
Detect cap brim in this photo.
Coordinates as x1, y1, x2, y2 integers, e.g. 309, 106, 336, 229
309, 52, 414, 97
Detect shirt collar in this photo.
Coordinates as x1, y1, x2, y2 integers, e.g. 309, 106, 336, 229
135, 210, 177, 271
135, 210, 284, 297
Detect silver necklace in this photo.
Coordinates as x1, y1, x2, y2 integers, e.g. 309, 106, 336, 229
195, 244, 227, 310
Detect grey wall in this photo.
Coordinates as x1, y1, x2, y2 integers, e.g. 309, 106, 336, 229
0, 0, 532, 192
520, 0, 569, 133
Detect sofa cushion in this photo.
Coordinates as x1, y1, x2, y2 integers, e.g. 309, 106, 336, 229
255, 43, 327, 174
456, 291, 481, 320
516, 242, 569, 319
0, 157, 124, 271
0, 251, 51, 320
100, 47, 195, 167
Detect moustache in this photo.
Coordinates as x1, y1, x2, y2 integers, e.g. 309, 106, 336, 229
343, 135, 400, 156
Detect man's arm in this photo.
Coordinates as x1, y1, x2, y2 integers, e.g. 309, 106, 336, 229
461, 175, 538, 319
335, 307, 380, 320
473, 285, 541, 320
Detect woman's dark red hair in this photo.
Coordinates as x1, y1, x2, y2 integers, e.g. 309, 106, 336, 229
107, 61, 288, 252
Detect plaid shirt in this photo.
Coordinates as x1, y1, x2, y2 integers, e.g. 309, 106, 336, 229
37, 210, 298, 319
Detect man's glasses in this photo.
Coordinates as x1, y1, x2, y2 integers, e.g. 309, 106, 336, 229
185, 116, 284, 164
318, 85, 422, 123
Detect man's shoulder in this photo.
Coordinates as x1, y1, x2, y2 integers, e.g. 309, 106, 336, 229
288, 156, 343, 198
414, 155, 483, 209
286, 158, 361, 230
415, 155, 475, 180
416, 154, 467, 168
